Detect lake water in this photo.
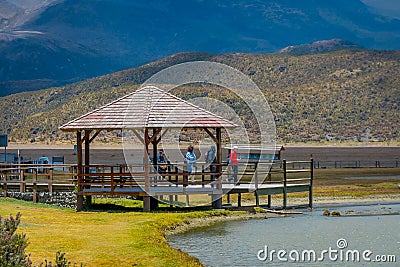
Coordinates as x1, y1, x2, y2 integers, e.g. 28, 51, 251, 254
168, 203, 400, 266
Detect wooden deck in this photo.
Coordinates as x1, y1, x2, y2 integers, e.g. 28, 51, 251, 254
1, 160, 314, 210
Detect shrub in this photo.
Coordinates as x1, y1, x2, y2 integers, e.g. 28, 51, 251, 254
38, 251, 83, 267
0, 212, 32, 267
1, 213, 81, 267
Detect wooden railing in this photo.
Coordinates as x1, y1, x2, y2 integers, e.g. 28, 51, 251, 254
1, 160, 313, 208
0, 164, 77, 201
260, 159, 313, 208
76, 163, 224, 190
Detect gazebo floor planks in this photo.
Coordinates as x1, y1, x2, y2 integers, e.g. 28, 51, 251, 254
78, 182, 309, 197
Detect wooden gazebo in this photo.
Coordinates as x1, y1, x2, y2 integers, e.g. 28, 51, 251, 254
59, 86, 237, 211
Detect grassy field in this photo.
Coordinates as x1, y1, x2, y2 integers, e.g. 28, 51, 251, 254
0, 198, 239, 267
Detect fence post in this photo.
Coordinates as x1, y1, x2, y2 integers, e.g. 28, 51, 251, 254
33, 169, 37, 203
255, 163, 258, 189
283, 159, 287, 209
267, 172, 271, 208
255, 163, 259, 206
2, 172, 7, 197
20, 169, 25, 193
255, 191, 259, 207
48, 168, 53, 194
309, 158, 314, 209
201, 165, 205, 188
110, 166, 114, 194
175, 166, 179, 186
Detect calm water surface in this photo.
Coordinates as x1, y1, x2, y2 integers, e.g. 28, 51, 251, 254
168, 203, 400, 266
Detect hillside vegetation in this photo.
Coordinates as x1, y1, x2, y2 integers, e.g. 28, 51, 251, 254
0, 50, 399, 144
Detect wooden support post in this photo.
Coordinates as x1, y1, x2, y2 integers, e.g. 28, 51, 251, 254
152, 129, 158, 185
110, 166, 114, 195
255, 190, 259, 207
227, 193, 230, 203
267, 195, 271, 208
201, 165, 205, 188
33, 169, 38, 203
20, 169, 25, 193
212, 128, 222, 209
144, 196, 151, 212
237, 193, 241, 207
2, 172, 7, 197
146, 128, 160, 211
283, 159, 287, 209
169, 195, 173, 207
186, 194, 190, 207
183, 172, 187, 187
152, 129, 157, 166
255, 163, 259, 189
143, 129, 151, 212
152, 129, 160, 192
101, 166, 105, 187
76, 131, 84, 211
119, 165, 124, 187
84, 130, 92, 207
48, 168, 53, 194
267, 173, 271, 208
309, 158, 314, 209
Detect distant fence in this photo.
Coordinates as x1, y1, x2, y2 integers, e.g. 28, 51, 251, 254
281, 160, 400, 169
314, 160, 400, 169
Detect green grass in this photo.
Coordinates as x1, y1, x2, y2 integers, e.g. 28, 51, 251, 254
0, 198, 237, 267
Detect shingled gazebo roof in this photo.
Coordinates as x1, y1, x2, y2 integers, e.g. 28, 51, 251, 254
59, 86, 237, 131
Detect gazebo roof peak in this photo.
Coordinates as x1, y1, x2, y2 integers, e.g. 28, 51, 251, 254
59, 86, 237, 131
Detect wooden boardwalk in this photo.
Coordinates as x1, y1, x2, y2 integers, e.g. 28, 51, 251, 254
1, 160, 314, 210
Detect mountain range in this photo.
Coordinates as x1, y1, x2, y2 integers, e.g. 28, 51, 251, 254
1, 0, 400, 96
0, 49, 398, 144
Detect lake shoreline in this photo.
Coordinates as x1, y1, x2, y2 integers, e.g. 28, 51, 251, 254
164, 193, 400, 236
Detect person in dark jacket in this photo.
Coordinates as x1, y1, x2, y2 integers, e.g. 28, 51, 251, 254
184, 145, 197, 182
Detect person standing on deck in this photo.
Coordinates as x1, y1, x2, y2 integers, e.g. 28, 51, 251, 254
157, 149, 168, 175
205, 145, 217, 185
184, 145, 197, 183
227, 145, 239, 184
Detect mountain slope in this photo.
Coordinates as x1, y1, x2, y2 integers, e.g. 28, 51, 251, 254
1, 49, 399, 144
1, 0, 400, 96
279, 39, 363, 55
